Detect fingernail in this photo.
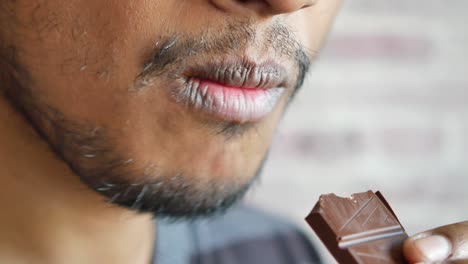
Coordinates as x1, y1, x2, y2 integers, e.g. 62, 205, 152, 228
413, 235, 451, 262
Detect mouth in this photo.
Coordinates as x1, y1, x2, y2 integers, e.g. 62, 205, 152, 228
173, 60, 289, 123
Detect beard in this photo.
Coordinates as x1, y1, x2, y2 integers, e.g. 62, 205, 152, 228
1, 19, 310, 220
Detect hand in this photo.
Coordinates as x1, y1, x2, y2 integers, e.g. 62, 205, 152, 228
403, 221, 468, 263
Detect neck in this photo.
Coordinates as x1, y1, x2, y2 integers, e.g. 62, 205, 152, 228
0, 96, 154, 264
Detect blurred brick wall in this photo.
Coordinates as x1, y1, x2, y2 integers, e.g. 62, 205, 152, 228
246, 1, 468, 262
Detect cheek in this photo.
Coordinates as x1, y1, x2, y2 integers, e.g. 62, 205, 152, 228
11, 2, 173, 148
13, 0, 203, 125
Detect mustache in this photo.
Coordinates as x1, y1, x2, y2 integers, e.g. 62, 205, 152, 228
135, 20, 313, 91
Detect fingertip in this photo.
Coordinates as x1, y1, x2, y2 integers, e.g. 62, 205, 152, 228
403, 234, 452, 263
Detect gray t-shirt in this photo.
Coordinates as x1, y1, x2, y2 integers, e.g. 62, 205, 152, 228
153, 205, 322, 264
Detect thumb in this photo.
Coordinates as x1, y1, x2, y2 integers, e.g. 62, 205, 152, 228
403, 221, 468, 263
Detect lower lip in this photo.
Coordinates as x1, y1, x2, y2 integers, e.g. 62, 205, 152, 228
174, 78, 285, 122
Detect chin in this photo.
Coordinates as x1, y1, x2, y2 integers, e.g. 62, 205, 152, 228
74, 162, 261, 219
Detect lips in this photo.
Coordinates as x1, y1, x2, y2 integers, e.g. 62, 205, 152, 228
187, 62, 286, 89
172, 61, 288, 123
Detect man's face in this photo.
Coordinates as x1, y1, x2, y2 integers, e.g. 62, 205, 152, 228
1, 0, 340, 218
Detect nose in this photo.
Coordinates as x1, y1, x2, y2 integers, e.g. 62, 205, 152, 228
263, 0, 315, 14
211, 0, 316, 16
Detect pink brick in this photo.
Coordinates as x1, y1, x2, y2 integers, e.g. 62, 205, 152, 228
375, 127, 443, 156
325, 34, 433, 61
271, 131, 364, 160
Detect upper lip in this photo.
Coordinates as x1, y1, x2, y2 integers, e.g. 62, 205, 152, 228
185, 60, 288, 89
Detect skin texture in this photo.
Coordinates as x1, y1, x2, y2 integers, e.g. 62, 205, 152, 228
0, 0, 342, 263
0, 1, 466, 264
2, 0, 340, 217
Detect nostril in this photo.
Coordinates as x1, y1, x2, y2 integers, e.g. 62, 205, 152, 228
211, 0, 313, 16
236, 0, 263, 3
235, 0, 270, 8
265, 0, 317, 14
233, 0, 272, 14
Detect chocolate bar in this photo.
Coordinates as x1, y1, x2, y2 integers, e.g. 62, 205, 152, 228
306, 191, 408, 264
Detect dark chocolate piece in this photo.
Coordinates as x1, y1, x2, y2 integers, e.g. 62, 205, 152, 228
306, 191, 408, 264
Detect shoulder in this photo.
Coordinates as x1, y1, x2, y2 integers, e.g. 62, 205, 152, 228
192, 205, 322, 264
155, 204, 322, 264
